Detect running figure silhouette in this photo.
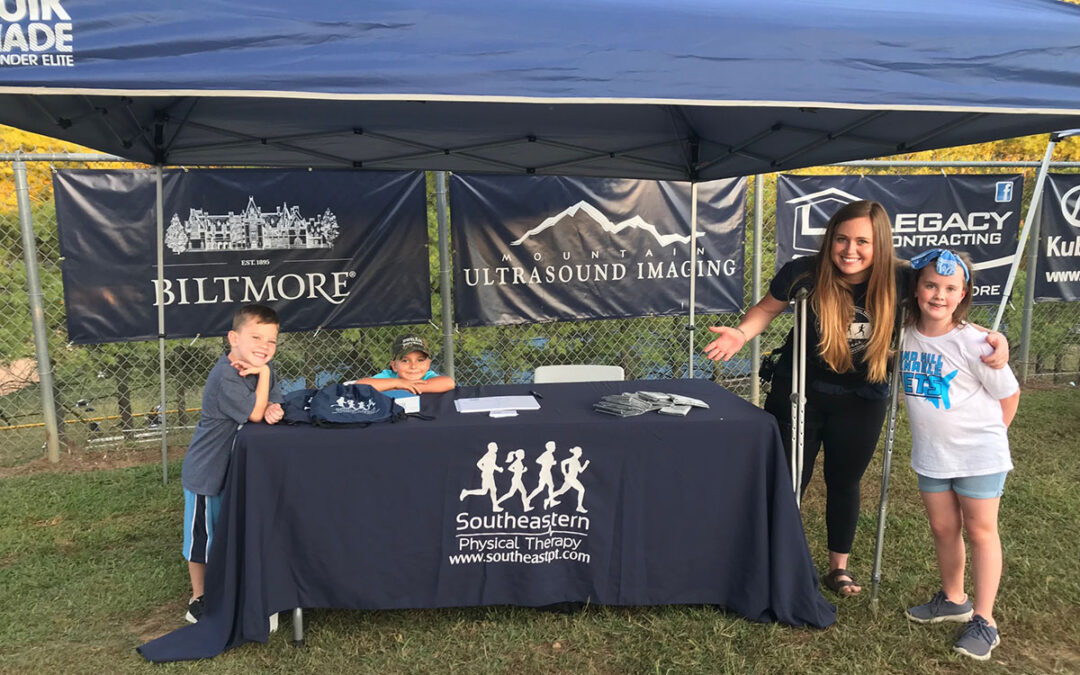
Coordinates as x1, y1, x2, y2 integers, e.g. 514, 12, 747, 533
496, 448, 532, 511
460, 442, 505, 512
526, 441, 560, 510
550, 446, 590, 513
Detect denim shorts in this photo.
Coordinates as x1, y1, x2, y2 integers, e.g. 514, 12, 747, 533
917, 471, 1009, 499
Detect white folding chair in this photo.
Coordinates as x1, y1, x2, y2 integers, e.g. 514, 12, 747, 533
533, 364, 624, 383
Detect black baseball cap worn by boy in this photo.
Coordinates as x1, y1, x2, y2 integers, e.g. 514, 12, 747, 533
392, 335, 431, 360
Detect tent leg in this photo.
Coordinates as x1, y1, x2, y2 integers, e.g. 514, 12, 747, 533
991, 135, 1057, 331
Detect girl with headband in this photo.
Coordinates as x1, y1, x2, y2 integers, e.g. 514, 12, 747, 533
901, 248, 1019, 661
704, 202, 1010, 598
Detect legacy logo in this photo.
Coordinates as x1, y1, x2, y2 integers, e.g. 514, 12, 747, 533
785, 188, 1012, 253
451, 441, 592, 567
0, 0, 74, 67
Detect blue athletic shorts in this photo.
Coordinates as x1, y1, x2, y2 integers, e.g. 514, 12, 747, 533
917, 471, 1008, 499
182, 489, 222, 563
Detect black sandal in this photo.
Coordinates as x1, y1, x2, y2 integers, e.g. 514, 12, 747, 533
821, 568, 861, 596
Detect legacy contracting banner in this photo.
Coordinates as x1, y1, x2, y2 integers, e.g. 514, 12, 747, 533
776, 175, 1023, 304
54, 169, 430, 343
1035, 174, 1080, 301
450, 175, 746, 325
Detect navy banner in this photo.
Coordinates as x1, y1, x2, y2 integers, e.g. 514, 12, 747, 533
1035, 174, 1080, 301
776, 175, 1023, 305
450, 175, 746, 325
54, 169, 430, 343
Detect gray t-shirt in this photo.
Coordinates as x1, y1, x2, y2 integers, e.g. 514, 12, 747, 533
902, 323, 1019, 479
181, 353, 283, 495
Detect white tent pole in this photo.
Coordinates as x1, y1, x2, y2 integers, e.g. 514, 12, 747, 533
991, 135, 1059, 331
156, 166, 168, 485
688, 182, 699, 378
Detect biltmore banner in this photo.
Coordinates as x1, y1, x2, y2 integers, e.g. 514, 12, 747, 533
450, 175, 746, 325
54, 169, 430, 343
776, 175, 1023, 304
1035, 174, 1080, 301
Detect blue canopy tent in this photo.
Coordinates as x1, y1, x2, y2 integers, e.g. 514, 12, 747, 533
1, 0, 1079, 178
3, 0, 1079, 651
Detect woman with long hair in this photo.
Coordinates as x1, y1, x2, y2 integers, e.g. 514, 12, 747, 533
704, 200, 1009, 596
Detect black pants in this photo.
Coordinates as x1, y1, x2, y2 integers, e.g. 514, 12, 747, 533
765, 378, 889, 555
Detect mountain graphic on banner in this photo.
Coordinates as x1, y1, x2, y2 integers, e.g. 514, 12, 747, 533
510, 200, 703, 247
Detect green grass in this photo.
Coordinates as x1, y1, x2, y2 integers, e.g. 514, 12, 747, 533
0, 389, 1078, 674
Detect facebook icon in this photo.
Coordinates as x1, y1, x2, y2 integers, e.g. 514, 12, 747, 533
995, 181, 1014, 202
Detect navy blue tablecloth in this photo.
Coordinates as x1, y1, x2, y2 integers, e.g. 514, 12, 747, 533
139, 379, 835, 662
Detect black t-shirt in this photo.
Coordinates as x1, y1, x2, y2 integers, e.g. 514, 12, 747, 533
769, 257, 895, 398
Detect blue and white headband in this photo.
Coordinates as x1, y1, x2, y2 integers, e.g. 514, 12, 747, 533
909, 248, 969, 282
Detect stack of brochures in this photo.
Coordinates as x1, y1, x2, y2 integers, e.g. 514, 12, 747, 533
593, 391, 709, 417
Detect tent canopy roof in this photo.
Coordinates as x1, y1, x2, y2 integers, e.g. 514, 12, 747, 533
2, 0, 1080, 179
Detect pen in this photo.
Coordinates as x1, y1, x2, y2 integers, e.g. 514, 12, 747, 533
529, 390, 544, 400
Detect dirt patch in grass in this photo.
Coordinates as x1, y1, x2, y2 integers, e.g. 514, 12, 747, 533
0, 445, 186, 479
128, 599, 187, 643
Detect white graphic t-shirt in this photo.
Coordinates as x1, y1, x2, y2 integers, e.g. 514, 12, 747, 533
901, 323, 1019, 479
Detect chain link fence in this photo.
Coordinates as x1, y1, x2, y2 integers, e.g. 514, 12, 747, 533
1, 151, 1078, 470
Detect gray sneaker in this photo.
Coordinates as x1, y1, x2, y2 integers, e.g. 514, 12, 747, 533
905, 590, 974, 624
953, 614, 1000, 661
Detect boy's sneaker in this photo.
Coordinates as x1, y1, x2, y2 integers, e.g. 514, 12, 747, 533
953, 614, 1000, 661
184, 596, 205, 624
905, 590, 974, 624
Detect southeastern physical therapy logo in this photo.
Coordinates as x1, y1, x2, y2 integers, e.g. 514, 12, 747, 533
0, 0, 74, 68
451, 441, 592, 567
901, 350, 958, 410
461, 199, 737, 288
846, 306, 871, 357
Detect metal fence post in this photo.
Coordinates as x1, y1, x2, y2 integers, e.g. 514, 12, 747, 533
1019, 208, 1042, 383
750, 175, 763, 406
435, 171, 455, 379
13, 153, 62, 463
155, 166, 169, 484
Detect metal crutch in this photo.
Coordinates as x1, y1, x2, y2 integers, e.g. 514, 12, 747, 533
870, 315, 906, 611
790, 288, 809, 508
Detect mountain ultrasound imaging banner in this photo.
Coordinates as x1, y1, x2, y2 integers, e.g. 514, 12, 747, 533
1035, 174, 1080, 301
54, 169, 430, 343
776, 175, 1023, 305
450, 175, 746, 325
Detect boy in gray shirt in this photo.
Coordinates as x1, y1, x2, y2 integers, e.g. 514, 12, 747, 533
180, 304, 283, 623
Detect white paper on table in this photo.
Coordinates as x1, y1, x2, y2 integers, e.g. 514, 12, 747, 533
454, 395, 541, 413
